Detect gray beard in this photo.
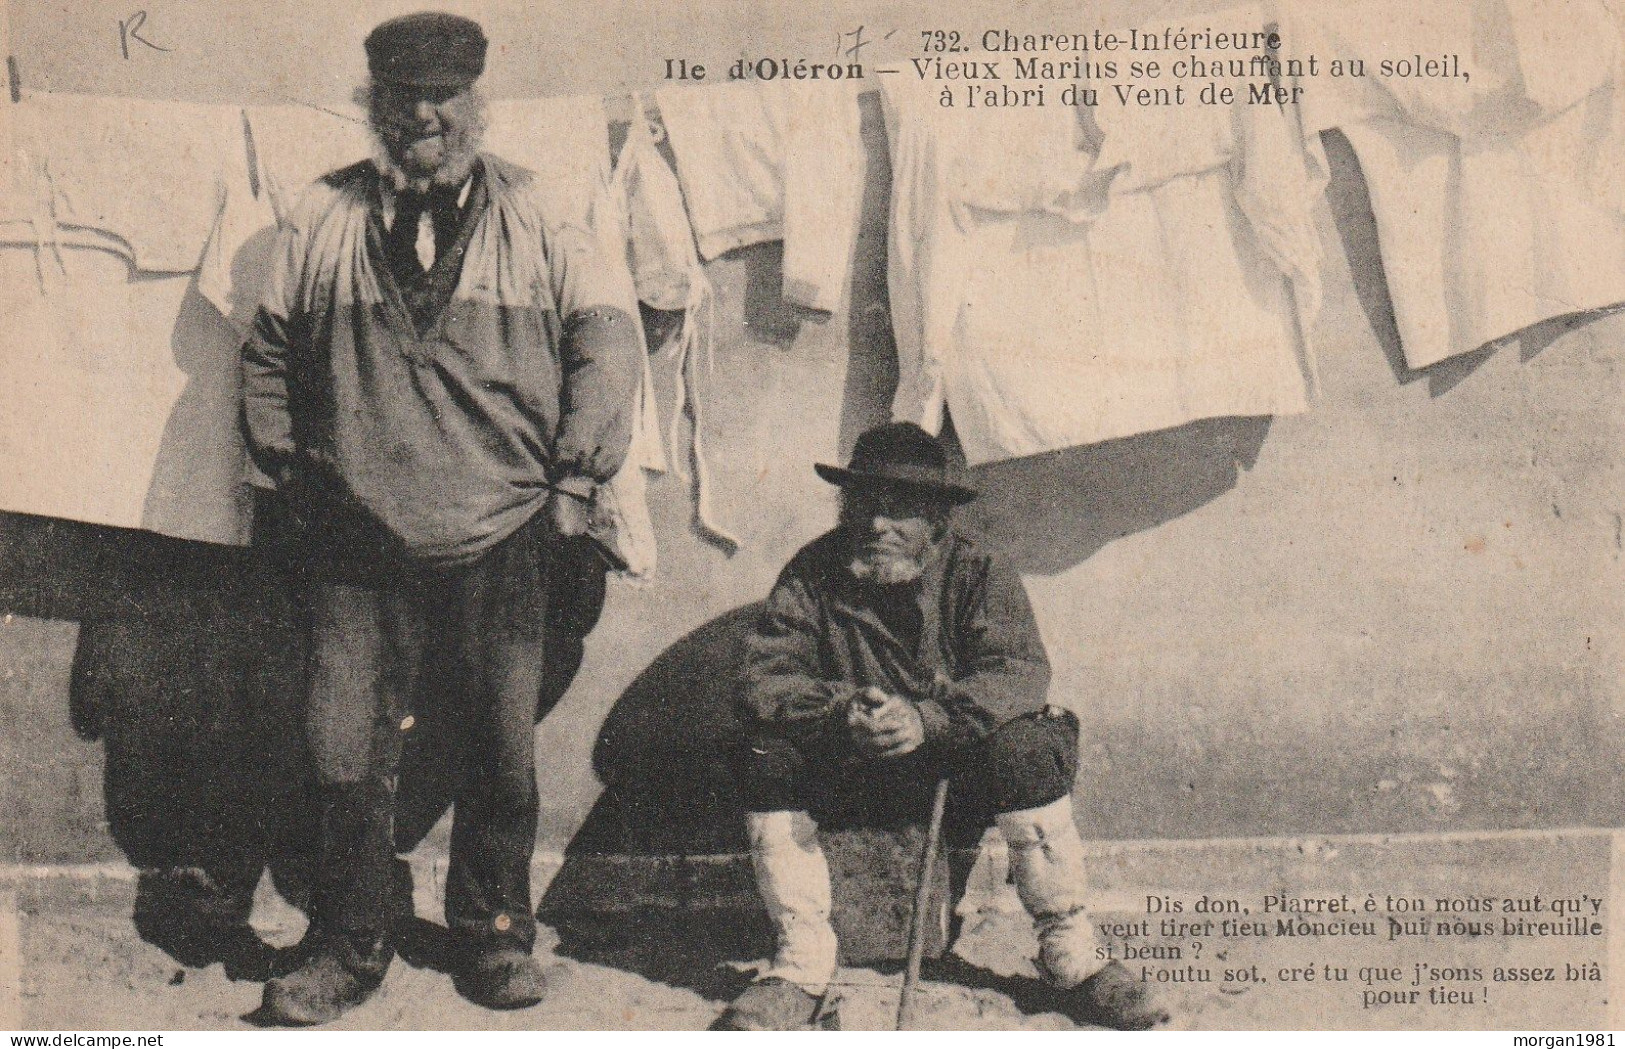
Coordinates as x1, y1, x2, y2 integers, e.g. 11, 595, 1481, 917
847, 553, 927, 587
375, 142, 481, 194
370, 129, 484, 195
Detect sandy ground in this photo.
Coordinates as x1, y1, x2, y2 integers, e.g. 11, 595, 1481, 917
10, 833, 1615, 1032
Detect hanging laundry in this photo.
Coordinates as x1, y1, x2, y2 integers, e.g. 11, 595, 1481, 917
0, 93, 258, 545
653, 80, 864, 540
485, 96, 614, 237
486, 95, 669, 576
1285, 0, 1625, 370
655, 82, 784, 260
195, 188, 278, 337
655, 80, 865, 312
610, 101, 741, 554
780, 81, 865, 313
883, 29, 1320, 467
616, 102, 704, 313
0, 244, 252, 545
243, 103, 373, 225
580, 166, 669, 579
1092, 77, 1325, 321
12, 91, 247, 273
204, 103, 371, 330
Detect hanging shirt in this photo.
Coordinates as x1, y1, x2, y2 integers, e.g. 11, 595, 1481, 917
656, 82, 785, 259
1286, 0, 1625, 370
12, 91, 247, 273
780, 83, 866, 313
883, 49, 1320, 467
241, 155, 642, 566
616, 100, 708, 315
655, 81, 865, 311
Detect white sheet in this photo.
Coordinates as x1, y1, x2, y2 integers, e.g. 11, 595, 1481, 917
0, 245, 251, 545
14, 91, 246, 273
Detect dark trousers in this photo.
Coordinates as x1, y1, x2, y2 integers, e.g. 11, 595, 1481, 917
732, 707, 1080, 849
301, 510, 551, 955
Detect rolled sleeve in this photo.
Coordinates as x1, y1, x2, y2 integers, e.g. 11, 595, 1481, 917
543, 201, 643, 488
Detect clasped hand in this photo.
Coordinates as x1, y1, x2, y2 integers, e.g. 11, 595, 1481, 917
846, 686, 925, 759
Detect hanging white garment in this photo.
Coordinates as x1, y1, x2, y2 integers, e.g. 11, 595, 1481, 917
648, 81, 868, 552
207, 103, 372, 330
780, 81, 865, 313
883, 43, 1319, 467
0, 244, 251, 545
612, 105, 741, 554
1286, 0, 1625, 370
618, 106, 703, 315
242, 103, 373, 225
0, 94, 255, 545
655, 82, 785, 260
655, 80, 865, 312
13, 91, 246, 273
486, 95, 666, 577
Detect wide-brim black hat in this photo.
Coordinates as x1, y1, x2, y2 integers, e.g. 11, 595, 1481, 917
815, 422, 977, 505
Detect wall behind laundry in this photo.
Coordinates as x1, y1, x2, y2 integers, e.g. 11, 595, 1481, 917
1, 0, 1621, 868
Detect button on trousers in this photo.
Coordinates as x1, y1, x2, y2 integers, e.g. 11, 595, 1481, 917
301, 510, 552, 953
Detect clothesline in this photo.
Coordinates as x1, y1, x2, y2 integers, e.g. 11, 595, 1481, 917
5, 0, 1625, 560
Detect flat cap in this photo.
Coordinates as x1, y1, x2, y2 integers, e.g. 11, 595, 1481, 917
365, 12, 488, 88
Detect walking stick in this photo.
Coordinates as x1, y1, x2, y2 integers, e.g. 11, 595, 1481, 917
897, 776, 950, 1031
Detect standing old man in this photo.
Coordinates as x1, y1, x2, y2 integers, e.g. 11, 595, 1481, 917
241, 12, 640, 1025
718, 423, 1169, 1031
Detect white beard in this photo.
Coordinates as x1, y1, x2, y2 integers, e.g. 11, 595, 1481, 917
371, 139, 481, 195
365, 94, 487, 196
847, 553, 927, 587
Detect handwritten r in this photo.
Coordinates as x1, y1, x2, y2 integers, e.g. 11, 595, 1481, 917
119, 11, 172, 59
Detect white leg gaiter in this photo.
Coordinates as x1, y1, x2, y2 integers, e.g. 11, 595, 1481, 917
746, 810, 838, 996
996, 795, 1106, 989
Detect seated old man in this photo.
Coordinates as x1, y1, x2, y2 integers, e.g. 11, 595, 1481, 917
716, 422, 1168, 1031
